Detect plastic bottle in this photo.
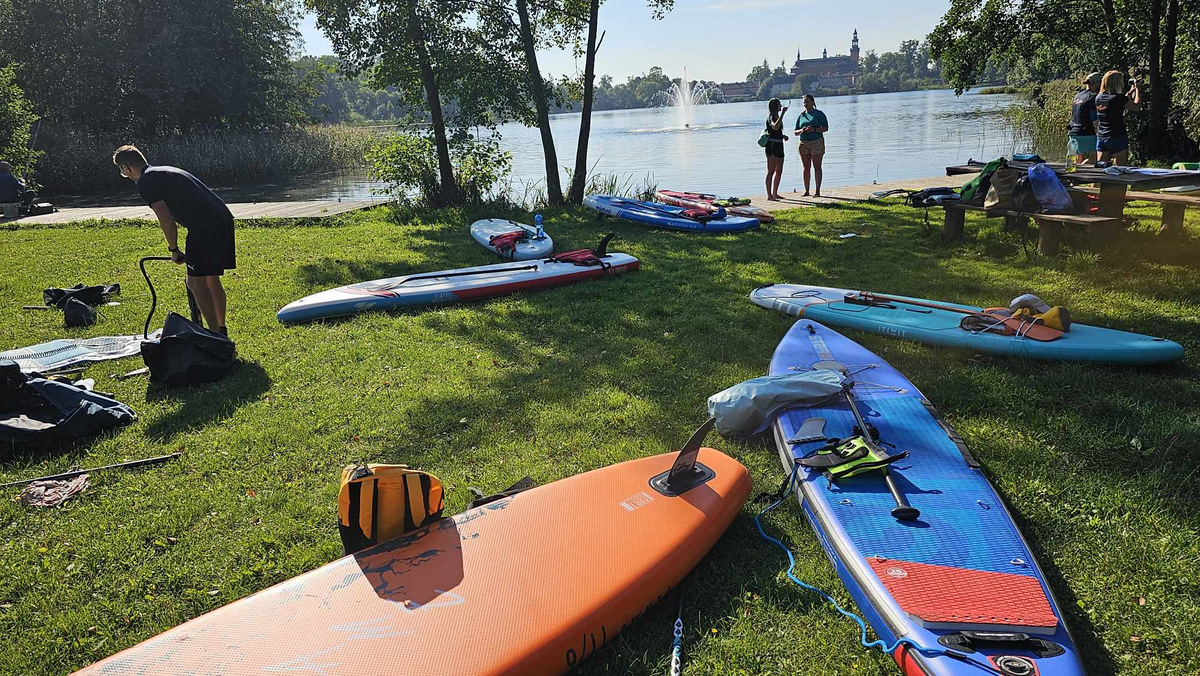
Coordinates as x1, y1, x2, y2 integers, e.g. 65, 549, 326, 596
1065, 152, 1077, 173
534, 213, 544, 239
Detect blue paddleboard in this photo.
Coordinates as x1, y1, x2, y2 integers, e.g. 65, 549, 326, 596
751, 284, 1183, 365
769, 320, 1084, 675
584, 194, 759, 233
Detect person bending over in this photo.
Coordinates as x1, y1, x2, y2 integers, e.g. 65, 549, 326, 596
794, 94, 829, 196
1095, 70, 1140, 166
1068, 72, 1102, 166
764, 98, 788, 201
113, 145, 235, 335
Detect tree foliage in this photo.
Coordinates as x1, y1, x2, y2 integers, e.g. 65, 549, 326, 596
2, 0, 307, 138
928, 0, 1200, 157
0, 65, 39, 177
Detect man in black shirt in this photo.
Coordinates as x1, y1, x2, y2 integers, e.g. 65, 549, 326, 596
113, 145, 235, 335
1067, 72, 1102, 166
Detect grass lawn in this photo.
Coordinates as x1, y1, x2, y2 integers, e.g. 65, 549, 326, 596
1, 198, 1198, 675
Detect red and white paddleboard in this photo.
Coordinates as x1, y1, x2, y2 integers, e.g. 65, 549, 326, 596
277, 241, 637, 323
655, 190, 774, 223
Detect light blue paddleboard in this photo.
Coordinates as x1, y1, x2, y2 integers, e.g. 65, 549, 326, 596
584, 194, 759, 233
750, 284, 1183, 365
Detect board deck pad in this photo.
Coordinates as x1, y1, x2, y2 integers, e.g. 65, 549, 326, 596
77, 448, 750, 675
769, 320, 1083, 675
866, 557, 1059, 631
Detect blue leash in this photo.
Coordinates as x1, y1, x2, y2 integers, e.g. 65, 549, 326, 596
754, 464, 1004, 674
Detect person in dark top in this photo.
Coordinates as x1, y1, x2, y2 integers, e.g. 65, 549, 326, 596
764, 98, 788, 201
113, 145, 235, 335
1095, 70, 1141, 166
1067, 72, 1102, 166
0, 161, 37, 210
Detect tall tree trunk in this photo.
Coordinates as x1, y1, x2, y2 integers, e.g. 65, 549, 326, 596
568, 0, 600, 204
1148, 0, 1163, 156
406, 2, 457, 205
1100, 0, 1125, 68
516, 0, 563, 205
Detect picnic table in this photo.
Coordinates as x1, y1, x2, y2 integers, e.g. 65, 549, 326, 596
944, 161, 1200, 252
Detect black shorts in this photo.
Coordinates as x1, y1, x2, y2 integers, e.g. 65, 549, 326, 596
765, 142, 785, 159
185, 219, 236, 277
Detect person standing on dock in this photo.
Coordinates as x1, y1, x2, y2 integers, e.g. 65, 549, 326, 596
112, 145, 235, 336
794, 94, 828, 197
764, 98, 788, 201
1067, 72, 1102, 166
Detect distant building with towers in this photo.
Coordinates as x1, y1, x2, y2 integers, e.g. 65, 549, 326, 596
717, 30, 862, 101
789, 30, 861, 90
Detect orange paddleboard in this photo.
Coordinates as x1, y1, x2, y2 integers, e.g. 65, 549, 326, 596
77, 443, 750, 675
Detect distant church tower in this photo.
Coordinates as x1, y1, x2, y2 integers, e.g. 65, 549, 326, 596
851, 29, 860, 66
822, 48, 827, 59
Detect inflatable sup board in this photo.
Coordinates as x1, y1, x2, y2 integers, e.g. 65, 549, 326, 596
767, 319, 1084, 676
585, 194, 759, 233
278, 237, 637, 323
76, 423, 751, 675
751, 284, 1183, 365
655, 190, 774, 223
470, 218, 554, 261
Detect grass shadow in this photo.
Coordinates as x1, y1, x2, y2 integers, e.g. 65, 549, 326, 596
144, 360, 271, 440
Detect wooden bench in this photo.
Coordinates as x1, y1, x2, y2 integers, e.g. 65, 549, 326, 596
1068, 188, 1199, 234
942, 203, 1122, 255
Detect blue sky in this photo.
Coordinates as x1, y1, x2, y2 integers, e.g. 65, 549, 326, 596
298, 0, 951, 83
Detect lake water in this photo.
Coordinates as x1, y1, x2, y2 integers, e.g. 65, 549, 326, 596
498, 89, 1026, 198
67, 89, 1026, 205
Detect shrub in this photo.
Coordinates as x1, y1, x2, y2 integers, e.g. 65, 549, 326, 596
367, 132, 512, 207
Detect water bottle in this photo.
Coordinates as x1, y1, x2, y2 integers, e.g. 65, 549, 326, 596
1065, 152, 1077, 173
534, 213, 544, 239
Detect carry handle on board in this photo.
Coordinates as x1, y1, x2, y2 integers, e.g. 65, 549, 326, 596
139, 256, 202, 339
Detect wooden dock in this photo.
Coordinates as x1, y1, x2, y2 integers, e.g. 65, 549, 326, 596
747, 173, 977, 213
5, 199, 389, 226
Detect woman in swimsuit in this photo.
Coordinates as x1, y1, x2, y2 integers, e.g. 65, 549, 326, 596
764, 98, 788, 201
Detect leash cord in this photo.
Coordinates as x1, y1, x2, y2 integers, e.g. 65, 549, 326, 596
753, 463, 1004, 674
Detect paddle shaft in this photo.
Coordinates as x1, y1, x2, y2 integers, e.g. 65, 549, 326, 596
1, 453, 180, 488
841, 387, 920, 521
854, 291, 1062, 341
393, 264, 538, 287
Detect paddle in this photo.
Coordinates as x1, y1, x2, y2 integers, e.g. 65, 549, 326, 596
840, 385, 920, 521
1, 453, 180, 489
846, 291, 1064, 342
607, 196, 719, 223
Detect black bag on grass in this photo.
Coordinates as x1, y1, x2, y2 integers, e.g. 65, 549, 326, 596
141, 313, 236, 386
63, 297, 98, 328
43, 284, 120, 308
0, 359, 136, 452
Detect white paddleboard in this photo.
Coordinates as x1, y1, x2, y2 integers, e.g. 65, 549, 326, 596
470, 219, 554, 260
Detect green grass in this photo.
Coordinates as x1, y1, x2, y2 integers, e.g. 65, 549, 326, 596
2, 199, 1199, 674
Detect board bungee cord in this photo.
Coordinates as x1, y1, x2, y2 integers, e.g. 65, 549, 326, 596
752, 472, 1005, 675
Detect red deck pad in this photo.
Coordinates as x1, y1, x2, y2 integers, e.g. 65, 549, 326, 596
866, 556, 1059, 630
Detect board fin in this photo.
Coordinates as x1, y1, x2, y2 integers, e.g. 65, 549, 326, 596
650, 418, 717, 497
594, 232, 614, 257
